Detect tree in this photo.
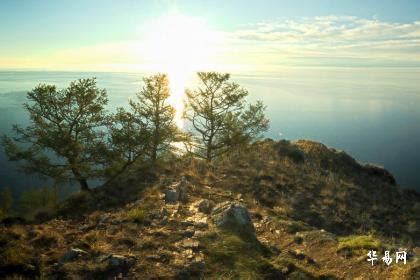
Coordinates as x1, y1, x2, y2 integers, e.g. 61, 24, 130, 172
106, 74, 178, 176
2, 78, 108, 191
128, 74, 178, 162
185, 72, 269, 161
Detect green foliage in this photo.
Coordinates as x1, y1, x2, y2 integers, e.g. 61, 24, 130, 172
338, 234, 382, 256
126, 207, 147, 223
186, 72, 269, 161
2, 78, 109, 191
107, 74, 178, 177
106, 107, 150, 176
338, 234, 382, 250
19, 186, 59, 220
130, 74, 179, 161
1, 187, 13, 218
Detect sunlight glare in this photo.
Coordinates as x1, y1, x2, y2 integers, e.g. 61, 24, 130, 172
141, 13, 223, 128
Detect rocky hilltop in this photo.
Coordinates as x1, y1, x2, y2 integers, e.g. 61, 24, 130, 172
1, 139, 419, 279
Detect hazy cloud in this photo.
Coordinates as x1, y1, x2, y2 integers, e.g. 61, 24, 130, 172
228, 16, 420, 70
2, 16, 419, 73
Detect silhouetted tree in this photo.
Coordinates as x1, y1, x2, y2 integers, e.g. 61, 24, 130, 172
2, 78, 108, 191
107, 74, 178, 174
186, 72, 269, 161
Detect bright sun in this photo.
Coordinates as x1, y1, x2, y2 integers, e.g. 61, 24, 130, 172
141, 13, 222, 127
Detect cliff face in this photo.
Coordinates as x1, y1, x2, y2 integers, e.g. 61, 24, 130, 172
1, 139, 419, 279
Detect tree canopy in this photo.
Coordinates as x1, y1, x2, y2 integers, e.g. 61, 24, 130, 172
2, 78, 108, 191
185, 72, 269, 161
107, 74, 178, 176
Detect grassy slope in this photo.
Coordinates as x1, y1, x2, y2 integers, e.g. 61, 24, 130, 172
0, 139, 419, 279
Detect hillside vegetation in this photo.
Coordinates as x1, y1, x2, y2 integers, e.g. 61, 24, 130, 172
1, 139, 419, 279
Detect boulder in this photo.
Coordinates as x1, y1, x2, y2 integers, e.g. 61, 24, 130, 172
211, 202, 255, 236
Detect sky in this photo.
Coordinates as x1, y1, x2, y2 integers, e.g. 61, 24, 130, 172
0, 0, 419, 73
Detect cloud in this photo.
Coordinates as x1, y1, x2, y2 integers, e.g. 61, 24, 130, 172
2, 16, 419, 73
228, 16, 420, 70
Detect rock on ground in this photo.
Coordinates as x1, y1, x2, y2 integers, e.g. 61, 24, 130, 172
211, 202, 255, 236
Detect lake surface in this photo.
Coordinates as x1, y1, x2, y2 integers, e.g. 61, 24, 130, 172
0, 69, 419, 193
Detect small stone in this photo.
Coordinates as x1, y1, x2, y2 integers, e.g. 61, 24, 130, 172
193, 231, 206, 238
161, 207, 169, 216
294, 236, 303, 244
288, 249, 306, 260
108, 254, 135, 267
180, 238, 200, 249
164, 181, 188, 204
181, 220, 195, 227
186, 216, 208, 229
98, 214, 110, 225
146, 254, 162, 261
97, 254, 111, 262
61, 248, 88, 262
164, 188, 179, 204
182, 229, 195, 238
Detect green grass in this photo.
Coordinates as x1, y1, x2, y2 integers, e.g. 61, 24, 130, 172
126, 207, 147, 223
338, 235, 381, 250
337, 234, 382, 256
199, 230, 278, 279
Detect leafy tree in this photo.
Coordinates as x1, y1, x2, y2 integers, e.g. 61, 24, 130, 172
110, 74, 178, 168
2, 78, 108, 191
185, 72, 269, 161
134, 73, 178, 161
0, 187, 13, 218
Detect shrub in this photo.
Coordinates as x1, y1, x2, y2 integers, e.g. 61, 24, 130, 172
126, 208, 147, 223
337, 234, 382, 257
275, 140, 305, 164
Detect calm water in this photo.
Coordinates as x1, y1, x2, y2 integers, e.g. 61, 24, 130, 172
0, 69, 419, 192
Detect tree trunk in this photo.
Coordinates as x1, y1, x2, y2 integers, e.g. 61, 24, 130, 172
78, 178, 90, 192
71, 167, 89, 192
151, 144, 157, 162
206, 144, 212, 162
